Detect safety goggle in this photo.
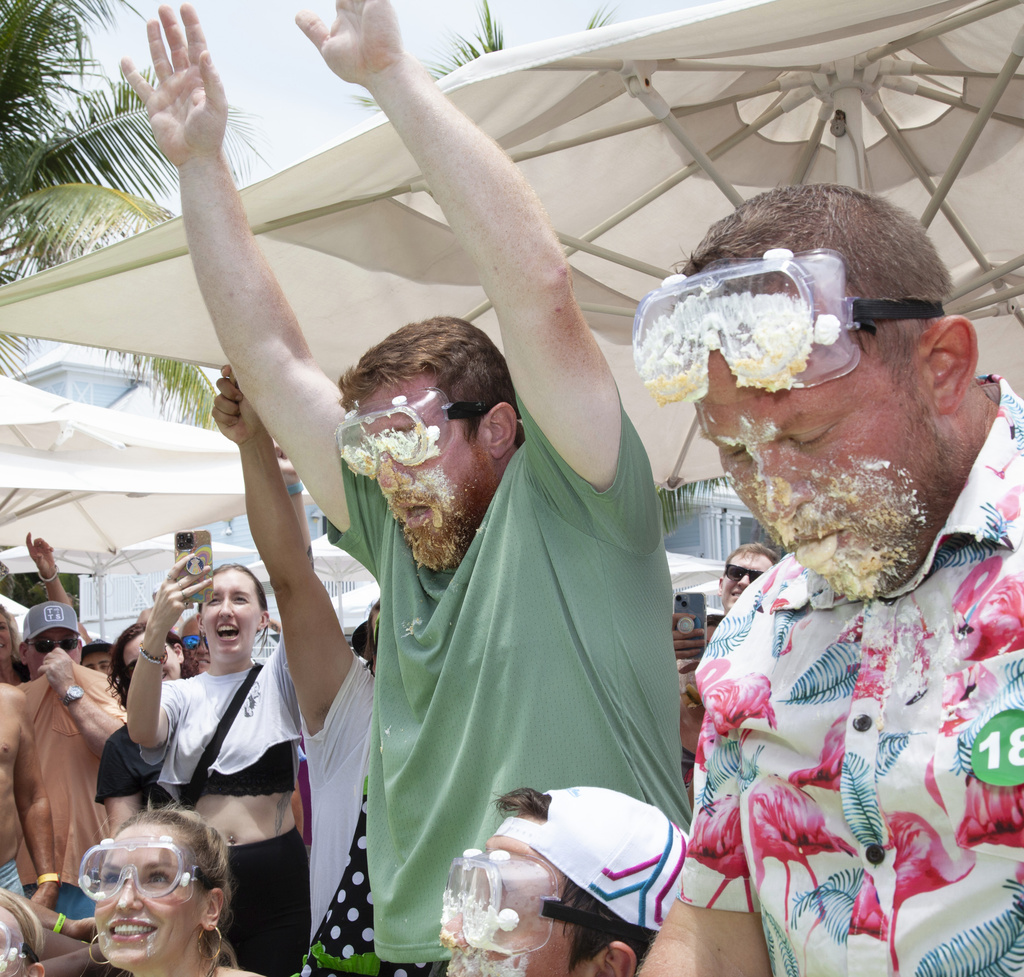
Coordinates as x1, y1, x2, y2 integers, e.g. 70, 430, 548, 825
0, 922, 36, 976
441, 850, 648, 956
336, 388, 487, 478
80, 837, 210, 903
723, 564, 765, 583
28, 636, 80, 654
632, 248, 944, 404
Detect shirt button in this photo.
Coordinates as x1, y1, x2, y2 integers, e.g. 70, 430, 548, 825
865, 844, 885, 865
852, 714, 872, 732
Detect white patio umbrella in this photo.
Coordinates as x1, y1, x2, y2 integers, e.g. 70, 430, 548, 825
0, 375, 266, 553
0, 534, 258, 633
2, 0, 1024, 486
666, 550, 724, 590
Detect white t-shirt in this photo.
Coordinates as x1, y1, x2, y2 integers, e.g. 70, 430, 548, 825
302, 649, 374, 933
143, 643, 301, 796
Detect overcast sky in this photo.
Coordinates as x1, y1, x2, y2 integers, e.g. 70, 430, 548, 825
91, 0, 708, 200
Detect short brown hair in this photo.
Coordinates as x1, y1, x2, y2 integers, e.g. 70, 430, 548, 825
495, 788, 656, 969
685, 185, 952, 373
726, 542, 779, 566
339, 317, 520, 440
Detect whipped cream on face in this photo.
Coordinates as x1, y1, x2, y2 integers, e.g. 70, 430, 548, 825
341, 422, 442, 477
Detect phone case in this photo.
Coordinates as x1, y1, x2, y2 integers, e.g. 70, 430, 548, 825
175, 529, 213, 603
674, 591, 705, 633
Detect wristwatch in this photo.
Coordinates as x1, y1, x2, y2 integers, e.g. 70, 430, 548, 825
61, 685, 85, 706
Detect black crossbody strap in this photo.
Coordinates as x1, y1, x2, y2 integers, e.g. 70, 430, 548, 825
180, 664, 263, 808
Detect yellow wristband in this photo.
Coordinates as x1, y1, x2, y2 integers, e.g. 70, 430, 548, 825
36, 873, 60, 886
53, 913, 66, 934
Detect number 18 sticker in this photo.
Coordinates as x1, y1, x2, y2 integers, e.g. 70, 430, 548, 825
972, 709, 1024, 786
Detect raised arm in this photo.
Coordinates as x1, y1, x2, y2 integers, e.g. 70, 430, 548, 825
121, 4, 351, 529
127, 555, 209, 748
214, 368, 352, 734
25, 535, 91, 643
296, 0, 622, 489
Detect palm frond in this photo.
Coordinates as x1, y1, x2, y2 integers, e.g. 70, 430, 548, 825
586, 5, 617, 30
0, 182, 170, 277
113, 354, 218, 429
0, 333, 28, 374
657, 477, 729, 534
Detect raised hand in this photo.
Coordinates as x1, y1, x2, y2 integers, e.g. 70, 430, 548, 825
120, 4, 229, 168
213, 365, 267, 446
25, 533, 56, 578
295, 0, 405, 89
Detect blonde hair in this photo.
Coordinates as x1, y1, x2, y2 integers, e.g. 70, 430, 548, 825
116, 806, 238, 969
0, 604, 22, 663
0, 889, 45, 962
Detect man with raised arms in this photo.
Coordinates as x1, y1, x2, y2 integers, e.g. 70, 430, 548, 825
123, 2, 687, 967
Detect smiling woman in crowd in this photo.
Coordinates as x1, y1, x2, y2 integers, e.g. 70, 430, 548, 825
126, 562, 307, 977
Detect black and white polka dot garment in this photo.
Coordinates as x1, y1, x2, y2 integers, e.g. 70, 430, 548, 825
302, 797, 430, 977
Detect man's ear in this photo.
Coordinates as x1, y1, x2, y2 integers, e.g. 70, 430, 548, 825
583, 941, 638, 977
918, 315, 979, 416
475, 402, 519, 458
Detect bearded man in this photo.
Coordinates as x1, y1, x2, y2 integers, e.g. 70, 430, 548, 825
124, 1, 688, 967
638, 183, 1024, 977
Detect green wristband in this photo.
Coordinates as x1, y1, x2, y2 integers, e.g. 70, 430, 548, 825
53, 913, 66, 934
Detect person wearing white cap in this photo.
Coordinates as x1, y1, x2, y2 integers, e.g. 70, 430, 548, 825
16, 602, 123, 918
441, 787, 687, 977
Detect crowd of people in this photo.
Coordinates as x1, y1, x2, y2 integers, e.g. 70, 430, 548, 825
1, 0, 1023, 975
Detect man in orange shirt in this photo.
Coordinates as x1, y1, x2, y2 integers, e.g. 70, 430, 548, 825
16, 603, 123, 918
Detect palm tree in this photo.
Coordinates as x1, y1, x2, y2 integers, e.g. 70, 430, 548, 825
1, 0, 261, 426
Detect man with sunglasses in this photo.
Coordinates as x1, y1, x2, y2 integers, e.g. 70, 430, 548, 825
639, 184, 1024, 977
123, 0, 688, 966
717, 543, 778, 615
17, 603, 123, 919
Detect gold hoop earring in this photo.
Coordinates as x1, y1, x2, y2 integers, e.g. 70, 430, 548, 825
199, 926, 222, 961
88, 935, 106, 965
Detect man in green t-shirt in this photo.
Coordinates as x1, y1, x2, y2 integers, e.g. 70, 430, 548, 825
124, 0, 688, 965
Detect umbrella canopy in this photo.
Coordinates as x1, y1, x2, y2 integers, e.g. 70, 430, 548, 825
666, 550, 724, 590
247, 533, 375, 587
0, 376, 264, 552
2, 0, 1024, 485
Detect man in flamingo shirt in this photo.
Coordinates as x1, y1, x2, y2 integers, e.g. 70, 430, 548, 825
634, 184, 1024, 976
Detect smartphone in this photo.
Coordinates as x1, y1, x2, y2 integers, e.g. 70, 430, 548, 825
174, 529, 213, 603
673, 591, 706, 634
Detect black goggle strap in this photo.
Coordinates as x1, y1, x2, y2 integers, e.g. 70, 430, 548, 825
540, 898, 652, 947
19, 944, 38, 966
443, 401, 489, 420
851, 299, 945, 335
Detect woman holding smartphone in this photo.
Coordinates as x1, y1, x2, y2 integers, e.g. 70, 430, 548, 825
126, 554, 308, 977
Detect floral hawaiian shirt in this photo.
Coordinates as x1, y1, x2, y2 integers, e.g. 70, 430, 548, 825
681, 377, 1024, 977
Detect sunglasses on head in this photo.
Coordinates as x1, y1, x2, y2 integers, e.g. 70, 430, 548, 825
29, 636, 80, 654
723, 564, 765, 584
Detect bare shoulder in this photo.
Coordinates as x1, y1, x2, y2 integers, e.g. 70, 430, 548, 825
0, 683, 28, 711
217, 968, 264, 977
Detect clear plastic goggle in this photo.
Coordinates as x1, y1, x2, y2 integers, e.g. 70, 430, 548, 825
442, 850, 559, 955
632, 248, 943, 404
0, 922, 36, 975
79, 837, 209, 903
336, 387, 487, 478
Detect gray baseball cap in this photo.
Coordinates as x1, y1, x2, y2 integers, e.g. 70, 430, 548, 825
23, 602, 80, 643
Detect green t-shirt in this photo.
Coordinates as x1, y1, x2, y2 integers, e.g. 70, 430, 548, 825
330, 399, 689, 962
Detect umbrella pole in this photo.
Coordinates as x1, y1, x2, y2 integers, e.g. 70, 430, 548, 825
97, 572, 106, 637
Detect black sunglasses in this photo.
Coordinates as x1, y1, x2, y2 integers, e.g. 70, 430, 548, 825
29, 636, 80, 654
723, 563, 765, 584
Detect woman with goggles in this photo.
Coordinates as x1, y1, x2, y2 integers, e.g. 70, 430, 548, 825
82, 806, 258, 977
0, 891, 42, 977
94, 624, 183, 832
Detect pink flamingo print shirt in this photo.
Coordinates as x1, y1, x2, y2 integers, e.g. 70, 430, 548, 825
682, 377, 1024, 977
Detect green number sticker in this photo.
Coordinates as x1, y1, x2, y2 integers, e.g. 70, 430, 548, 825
972, 709, 1024, 786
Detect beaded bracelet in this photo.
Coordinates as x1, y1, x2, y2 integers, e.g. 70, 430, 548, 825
138, 643, 167, 665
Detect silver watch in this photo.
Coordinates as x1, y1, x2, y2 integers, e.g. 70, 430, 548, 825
61, 684, 85, 706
